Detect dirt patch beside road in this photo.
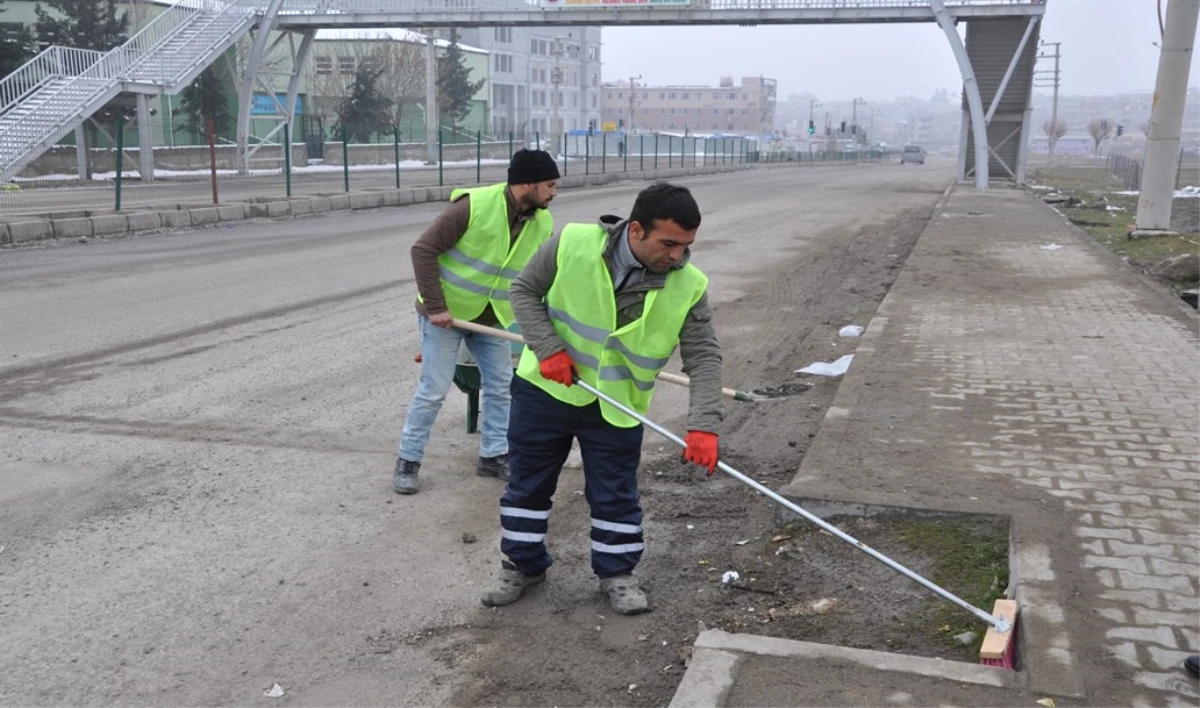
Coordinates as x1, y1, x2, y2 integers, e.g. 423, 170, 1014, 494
444, 197, 947, 707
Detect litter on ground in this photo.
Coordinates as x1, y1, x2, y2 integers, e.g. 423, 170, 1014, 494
796, 354, 854, 377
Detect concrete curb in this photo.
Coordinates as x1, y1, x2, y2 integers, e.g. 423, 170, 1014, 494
0, 164, 751, 247
668, 630, 1024, 707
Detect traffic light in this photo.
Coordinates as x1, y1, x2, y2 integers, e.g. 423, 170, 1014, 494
1116, 124, 1125, 137
839, 120, 847, 133
808, 120, 815, 135
618, 119, 626, 129
850, 124, 857, 135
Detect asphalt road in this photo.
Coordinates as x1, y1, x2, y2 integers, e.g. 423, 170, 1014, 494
0, 161, 953, 706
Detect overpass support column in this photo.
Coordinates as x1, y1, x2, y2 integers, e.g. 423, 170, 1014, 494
236, 0, 286, 175
930, 0, 989, 189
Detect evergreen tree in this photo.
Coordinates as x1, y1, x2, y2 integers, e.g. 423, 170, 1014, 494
334, 64, 393, 143
178, 65, 235, 138
0, 1, 36, 79
435, 29, 484, 132
35, 0, 127, 52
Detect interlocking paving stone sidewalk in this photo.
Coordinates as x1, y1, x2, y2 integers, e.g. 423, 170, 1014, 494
780, 187, 1198, 706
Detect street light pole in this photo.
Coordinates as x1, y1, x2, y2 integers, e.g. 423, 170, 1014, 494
629, 74, 641, 133
809, 96, 821, 161
424, 30, 439, 164
550, 33, 573, 158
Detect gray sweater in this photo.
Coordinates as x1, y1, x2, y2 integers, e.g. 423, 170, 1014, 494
509, 215, 725, 434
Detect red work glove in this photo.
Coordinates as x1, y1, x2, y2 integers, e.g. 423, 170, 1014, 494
683, 431, 719, 476
540, 350, 576, 386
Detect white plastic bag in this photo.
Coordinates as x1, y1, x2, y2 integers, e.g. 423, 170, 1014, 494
795, 354, 854, 377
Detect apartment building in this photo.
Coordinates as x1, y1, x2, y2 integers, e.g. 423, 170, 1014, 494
452, 26, 603, 137
601, 76, 777, 135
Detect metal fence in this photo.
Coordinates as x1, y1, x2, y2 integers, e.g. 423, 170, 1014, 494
1107, 152, 1142, 191
1, 127, 758, 219
1105, 147, 1195, 192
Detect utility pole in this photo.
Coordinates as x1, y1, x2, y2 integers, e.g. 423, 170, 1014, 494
1135, 0, 1199, 234
1035, 41, 1061, 164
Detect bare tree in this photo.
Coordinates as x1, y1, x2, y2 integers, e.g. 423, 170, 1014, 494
366, 41, 426, 136
1042, 119, 1067, 162
1088, 119, 1113, 157
308, 36, 427, 140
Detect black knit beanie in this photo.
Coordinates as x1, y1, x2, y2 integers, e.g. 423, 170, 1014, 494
508, 149, 561, 185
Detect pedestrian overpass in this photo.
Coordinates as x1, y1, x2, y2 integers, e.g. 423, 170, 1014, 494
0, 0, 1045, 189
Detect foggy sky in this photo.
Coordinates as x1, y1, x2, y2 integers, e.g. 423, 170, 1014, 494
601, 0, 1200, 101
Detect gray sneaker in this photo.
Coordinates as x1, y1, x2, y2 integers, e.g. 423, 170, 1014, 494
600, 574, 650, 615
392, 458, 420, 495
480, 561, 545, 607
476, 454, 510, 481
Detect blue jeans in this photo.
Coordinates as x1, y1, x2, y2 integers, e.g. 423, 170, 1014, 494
398, 314, 513, 462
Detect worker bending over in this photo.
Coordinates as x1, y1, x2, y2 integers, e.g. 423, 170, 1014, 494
482, 182, 724, 614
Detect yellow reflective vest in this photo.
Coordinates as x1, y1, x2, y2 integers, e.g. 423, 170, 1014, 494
516, 222, 708, 427
422, 182, 553, 327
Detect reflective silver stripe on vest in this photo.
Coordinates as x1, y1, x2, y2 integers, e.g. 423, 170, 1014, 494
444, 247, 522, 280
440, 266, 493, 296
598, 366, 657, 392
604, 337, 671, 370
563, 341, 601, 371
591, 540, 645, 554
547, 306, 610, 343
490, 289, 510, 301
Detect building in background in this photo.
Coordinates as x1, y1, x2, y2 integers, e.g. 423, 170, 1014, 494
307, 29, 490, 143
601, 76, 777, 136
774, 90, 961, 150
449, 26, 603, 138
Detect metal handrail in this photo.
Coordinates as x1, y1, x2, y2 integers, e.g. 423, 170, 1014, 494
0, 46, 106, 115
0, 0, 259, 168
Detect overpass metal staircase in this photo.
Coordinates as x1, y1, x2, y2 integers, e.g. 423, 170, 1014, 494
0, 0, 260, 183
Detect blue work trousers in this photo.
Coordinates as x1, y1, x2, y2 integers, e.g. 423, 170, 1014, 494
500, 376, 645, 578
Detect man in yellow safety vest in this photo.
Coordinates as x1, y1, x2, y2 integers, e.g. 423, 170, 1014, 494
481, 182, 724, 614
391, 149, 559, 495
